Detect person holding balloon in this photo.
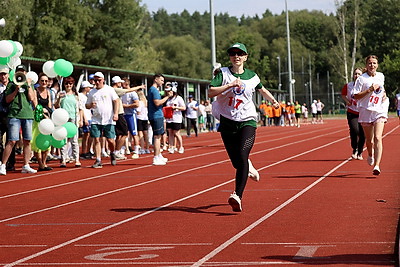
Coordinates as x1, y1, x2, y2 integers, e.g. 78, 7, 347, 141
0, 65, 37, 175
54, 76, 83, 168
31, 73, 53, 171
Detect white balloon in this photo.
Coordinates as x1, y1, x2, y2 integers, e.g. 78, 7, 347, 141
52, 125, 67, 141
26, 71, 38, 84
51, 108, 69, 126
0, 40, 14, 57
42, 60, 57, 78
8, 56, 21, 69
14, 41, 23, 57
38, 118, 55, 135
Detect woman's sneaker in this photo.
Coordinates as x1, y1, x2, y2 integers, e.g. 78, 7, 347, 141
153, 156, 166, 166
21, 164, 37, 174
373, 166, 381, 176
92, 160, 103, 168
248, 159, 260, 182
228, 192, 242, 212
367, 156, 374, 166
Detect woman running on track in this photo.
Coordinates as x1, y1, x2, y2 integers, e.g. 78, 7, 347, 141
209, 42, 279, 212
353, 55, 389, 176
341, 68, 365, 160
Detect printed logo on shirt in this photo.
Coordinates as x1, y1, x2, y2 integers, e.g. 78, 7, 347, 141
232, 83, 245, 96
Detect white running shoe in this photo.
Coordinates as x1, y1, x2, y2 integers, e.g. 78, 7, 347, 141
372, 166, 381, 176
21, 164, 37, 174
357, 154, 363, 160
351, 152, 357, 159
367, 156, 374, 166
0, 164, 6, 175
131, 153, 139, 159
248, 159, 260, 182
178, 147, 184, 154
168, 147, 175, 154
153, 156, 166, 166
160, 155, 168, 163
228, 192, 242, 212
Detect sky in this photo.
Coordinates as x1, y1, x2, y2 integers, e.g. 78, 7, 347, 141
140, 0, 336, 17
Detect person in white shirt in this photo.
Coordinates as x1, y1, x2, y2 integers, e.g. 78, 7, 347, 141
164, 82, 186, 154
209, 42, 279, 212
86, 72, 119, 168
311, 100, 317, 124
340, 68, 365, 160
316, 99, 324, 123
353, 55, 389, 176
78, 81, 93, 159
186, 95, 198, 137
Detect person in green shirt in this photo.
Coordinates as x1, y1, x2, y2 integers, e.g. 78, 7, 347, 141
0, 64, 37, 175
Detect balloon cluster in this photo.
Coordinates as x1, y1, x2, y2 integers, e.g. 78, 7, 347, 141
34, 108, 78, 150
0, 40, 74, 84
43, 59, 73, 78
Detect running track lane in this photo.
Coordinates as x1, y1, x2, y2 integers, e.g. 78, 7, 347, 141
0, 119, 399, 266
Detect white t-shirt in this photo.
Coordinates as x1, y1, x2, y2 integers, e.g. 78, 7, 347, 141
186, 100, 198, 119
211, 67, 259, 122
121, 91, 139, 115
353, 72, 387, 112
136, 100, 148, 120
86, 85, 119, 125
166, 95, 185, 123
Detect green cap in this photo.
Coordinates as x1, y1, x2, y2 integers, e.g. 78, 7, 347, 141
227, 42, 248, 54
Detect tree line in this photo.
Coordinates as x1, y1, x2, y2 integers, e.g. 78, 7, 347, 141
0, 0, 399, 107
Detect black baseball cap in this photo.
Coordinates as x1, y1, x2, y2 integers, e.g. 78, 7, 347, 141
16, 64, 27, 71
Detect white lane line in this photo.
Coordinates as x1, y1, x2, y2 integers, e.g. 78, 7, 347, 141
189, 125, 399, 267
0, 124, 342, 186
0, 129, 346, 223
3, 180, 234, 267
3, 133, 348, 266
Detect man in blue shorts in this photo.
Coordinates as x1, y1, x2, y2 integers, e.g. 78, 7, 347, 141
147, 74, 172, 165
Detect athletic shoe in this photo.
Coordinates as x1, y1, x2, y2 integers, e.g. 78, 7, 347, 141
131, 153, 139, 159
351, 152, 357, 159
92, 160, 103, 168
168, 147, 175, 154
114, 153, 126, 160
101, 151, 109, 158
228, 192, 242, 212
0, 164, 6, 175
357, 154, 363, 160
110, 153, 117, 166
178, 147, 185, 154
372, 166, 381, 176
153, 156, 166, 166
248, 159, 260, 182
145, 149, 151, 154
21, 165, 37, 174
367, 156, 374, 166
160, 155, 168, 163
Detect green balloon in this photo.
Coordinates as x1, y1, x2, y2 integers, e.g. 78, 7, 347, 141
63, 122, 77, 138
51, 137, 66, 148
0, 57, 10, 65
9, 69, 15, 81
35, 133, 52, 151
54, 59, 73, 77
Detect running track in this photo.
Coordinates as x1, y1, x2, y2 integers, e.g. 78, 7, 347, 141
0, 118, 399, 266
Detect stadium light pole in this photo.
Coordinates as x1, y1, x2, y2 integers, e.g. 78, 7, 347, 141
285, 0, 294, 103
277, 56, 282, 91
210, 0, 216, 74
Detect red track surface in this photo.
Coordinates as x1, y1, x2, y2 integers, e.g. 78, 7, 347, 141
0, 118, 399, 266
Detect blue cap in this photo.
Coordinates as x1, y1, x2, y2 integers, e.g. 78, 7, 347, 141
89, 74, 95, 80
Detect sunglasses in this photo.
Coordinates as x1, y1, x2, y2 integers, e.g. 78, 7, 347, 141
94, 79, 102, 82
40, 80, 48, 83
64, 82, 74, 85
228, 51, 247, 57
